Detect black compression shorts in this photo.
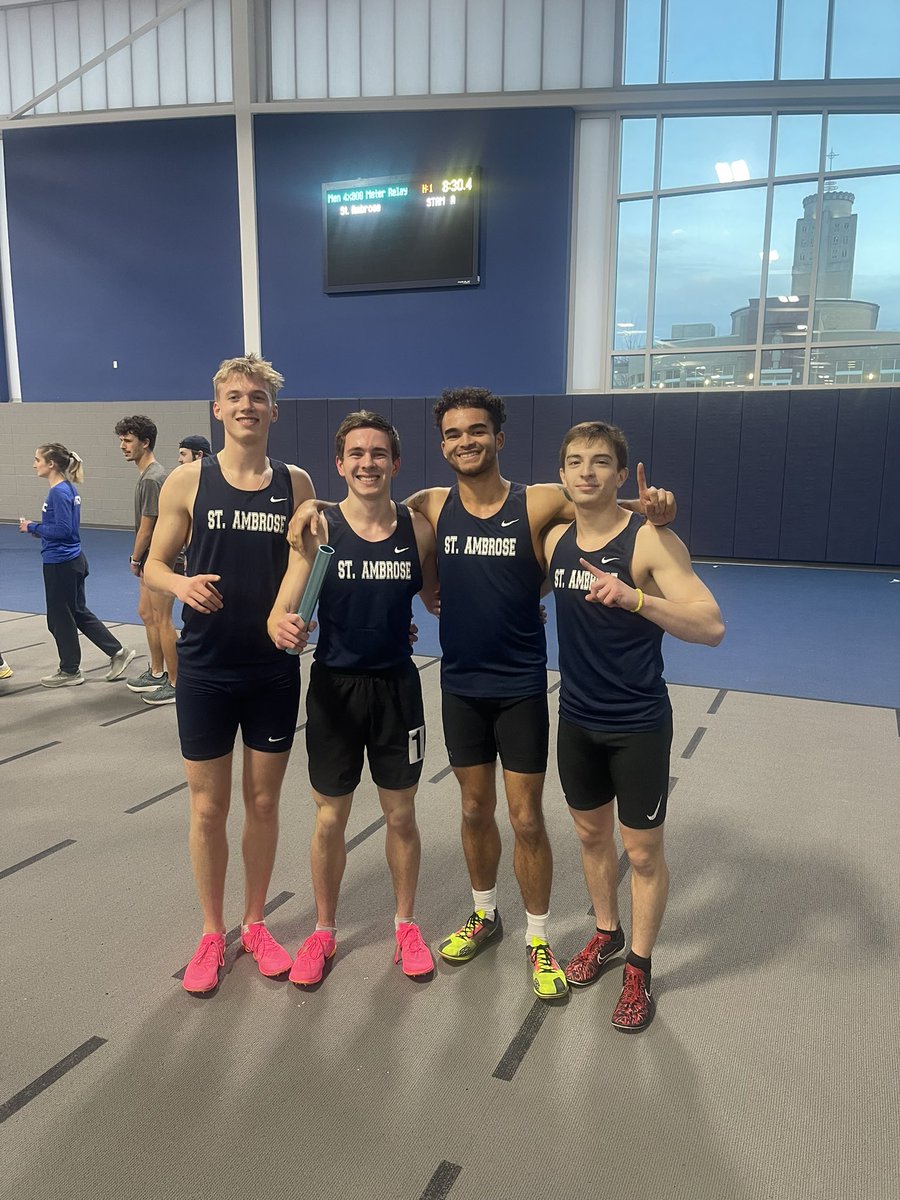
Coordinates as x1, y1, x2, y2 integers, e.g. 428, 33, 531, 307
556, 712, 673, 829
305, 660, 425, 797
175, 667, 301, 761
441, 691, 549, 775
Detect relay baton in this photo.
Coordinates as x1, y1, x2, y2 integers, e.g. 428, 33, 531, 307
286, 543, 335, 655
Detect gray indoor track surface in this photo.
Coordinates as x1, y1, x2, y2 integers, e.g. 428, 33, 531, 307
0, 610, 898, 1200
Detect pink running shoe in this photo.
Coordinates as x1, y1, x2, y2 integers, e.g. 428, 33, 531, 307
289, 930, 336, 986
612, 962, 655, 1031
241, 922, 292, 978
394, 922, 434, 977
183, 932, 225, 993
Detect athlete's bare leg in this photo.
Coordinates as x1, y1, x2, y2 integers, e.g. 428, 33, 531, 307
137, 577, 165, 677
310, 790, 353, 927
567, 803, 620, 929
503, 769, 552, 914
377, 785, 420, 917
619, 824, 668, 959
185, 753, 233, 934
241, 747, 291, 926
148, 589, 178, 684
454, 763, 501, 890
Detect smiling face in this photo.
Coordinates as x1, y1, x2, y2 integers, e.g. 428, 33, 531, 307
559, 437, 628, 510
213, 372, 277, 443
337, 427, 398, 500
439, 406, 504, 478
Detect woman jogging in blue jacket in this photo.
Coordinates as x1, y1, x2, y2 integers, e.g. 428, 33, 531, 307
19, 443, 135, 689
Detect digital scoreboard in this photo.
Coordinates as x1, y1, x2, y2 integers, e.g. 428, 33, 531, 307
322, 169, 481, 294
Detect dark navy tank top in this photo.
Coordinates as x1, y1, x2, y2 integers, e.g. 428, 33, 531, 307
436, 482, 546, 697
178, 456, 294, 678
314, 503, 423, 672
551, 513, 669, 730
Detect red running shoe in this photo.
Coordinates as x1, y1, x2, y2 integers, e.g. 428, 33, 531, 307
289, 930, 336, 986
394, 922, 434, 977
241, 922, 292, 977
612, 962, 655, 1031
183, 932, 225, 993
565, 926, 626, 987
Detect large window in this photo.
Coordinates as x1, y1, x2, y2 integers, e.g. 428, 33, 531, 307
611, 112, 900, 389
625, 0, 900, 84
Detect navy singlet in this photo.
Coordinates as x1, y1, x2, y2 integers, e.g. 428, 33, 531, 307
178, 455, 294, 679
551, 512, 669, 731
436, 482, 546, 698
314, 503, 423, 672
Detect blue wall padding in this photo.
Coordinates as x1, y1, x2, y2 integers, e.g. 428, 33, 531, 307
690, 393, 742, 557
572, 394, 613, 427
254, 108, 574, 400
875, 389, 900, 565
0, 287, 8, 402
649, 392, 697, 544
531, 395, 574, 484
734, 392, 790, 559
499, 395, 536, 484
392, 396, 429, 500
779, 390, 839, 561
612, 394, 655, 490
4, 120, 243, 401
826, 388, 890, 564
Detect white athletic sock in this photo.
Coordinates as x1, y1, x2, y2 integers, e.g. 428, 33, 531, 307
315, 923, 337, 936
525, 910, 549, 942
395, 916, 414, 929
472, 887, 497, 921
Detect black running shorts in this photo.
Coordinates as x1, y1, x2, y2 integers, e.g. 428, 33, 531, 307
175, 667, 301, 761
305, 660, 425, 797
441, 691, 549, 775
556, 712, 673, 829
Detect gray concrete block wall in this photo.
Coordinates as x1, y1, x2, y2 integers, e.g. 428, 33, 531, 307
0, 401, 211, 527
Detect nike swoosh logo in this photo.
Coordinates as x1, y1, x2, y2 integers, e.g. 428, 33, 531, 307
268, 735, 288, 743
270, 497, 287, 503
394, 547, 409, 554
500, 519, 519, 528
601, 556, 619, 564
646, 795, 663, 821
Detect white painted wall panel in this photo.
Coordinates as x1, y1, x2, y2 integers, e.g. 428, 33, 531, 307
30, 3, 58, 113
158, 7, 188, 105
395, 0, 429, 95
430, 0, 465, 94
185, 0, 214, 103
130, 0, 160, 107
53, 3, 83, 112
327, 0, 361, 97
360, 0, 393, 97
103, 0, 133, 110
581, 0, 614, 87
542, 0, 583, 89
270, 0, 297, 99
503, 0, 541, 91
296, 0, 327, 98
79, 0, 108, 111
569, 115, 611, 391
466, 0, 502, 93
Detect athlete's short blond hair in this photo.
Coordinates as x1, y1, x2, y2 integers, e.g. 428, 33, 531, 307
212, 354, 285, 404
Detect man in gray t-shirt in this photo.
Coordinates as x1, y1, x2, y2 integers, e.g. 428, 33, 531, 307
114, 415, 178, 705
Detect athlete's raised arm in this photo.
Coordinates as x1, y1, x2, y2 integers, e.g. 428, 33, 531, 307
581, 525, 724, 646
411, 509, 439, 615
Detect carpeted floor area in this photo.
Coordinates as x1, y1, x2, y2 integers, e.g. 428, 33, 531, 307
1, 607, 897, 1200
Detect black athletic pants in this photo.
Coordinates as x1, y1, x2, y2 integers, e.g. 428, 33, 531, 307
43, 554, 122, 674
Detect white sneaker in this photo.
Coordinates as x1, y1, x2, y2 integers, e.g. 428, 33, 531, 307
106, 647, 137, 681
41, 670, 85, 688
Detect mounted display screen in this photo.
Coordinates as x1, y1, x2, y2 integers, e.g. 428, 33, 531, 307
322, 169, 481, 294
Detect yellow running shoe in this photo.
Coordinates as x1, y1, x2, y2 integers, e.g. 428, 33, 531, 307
438, 910, 502, 962
529, 937, 568, 999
